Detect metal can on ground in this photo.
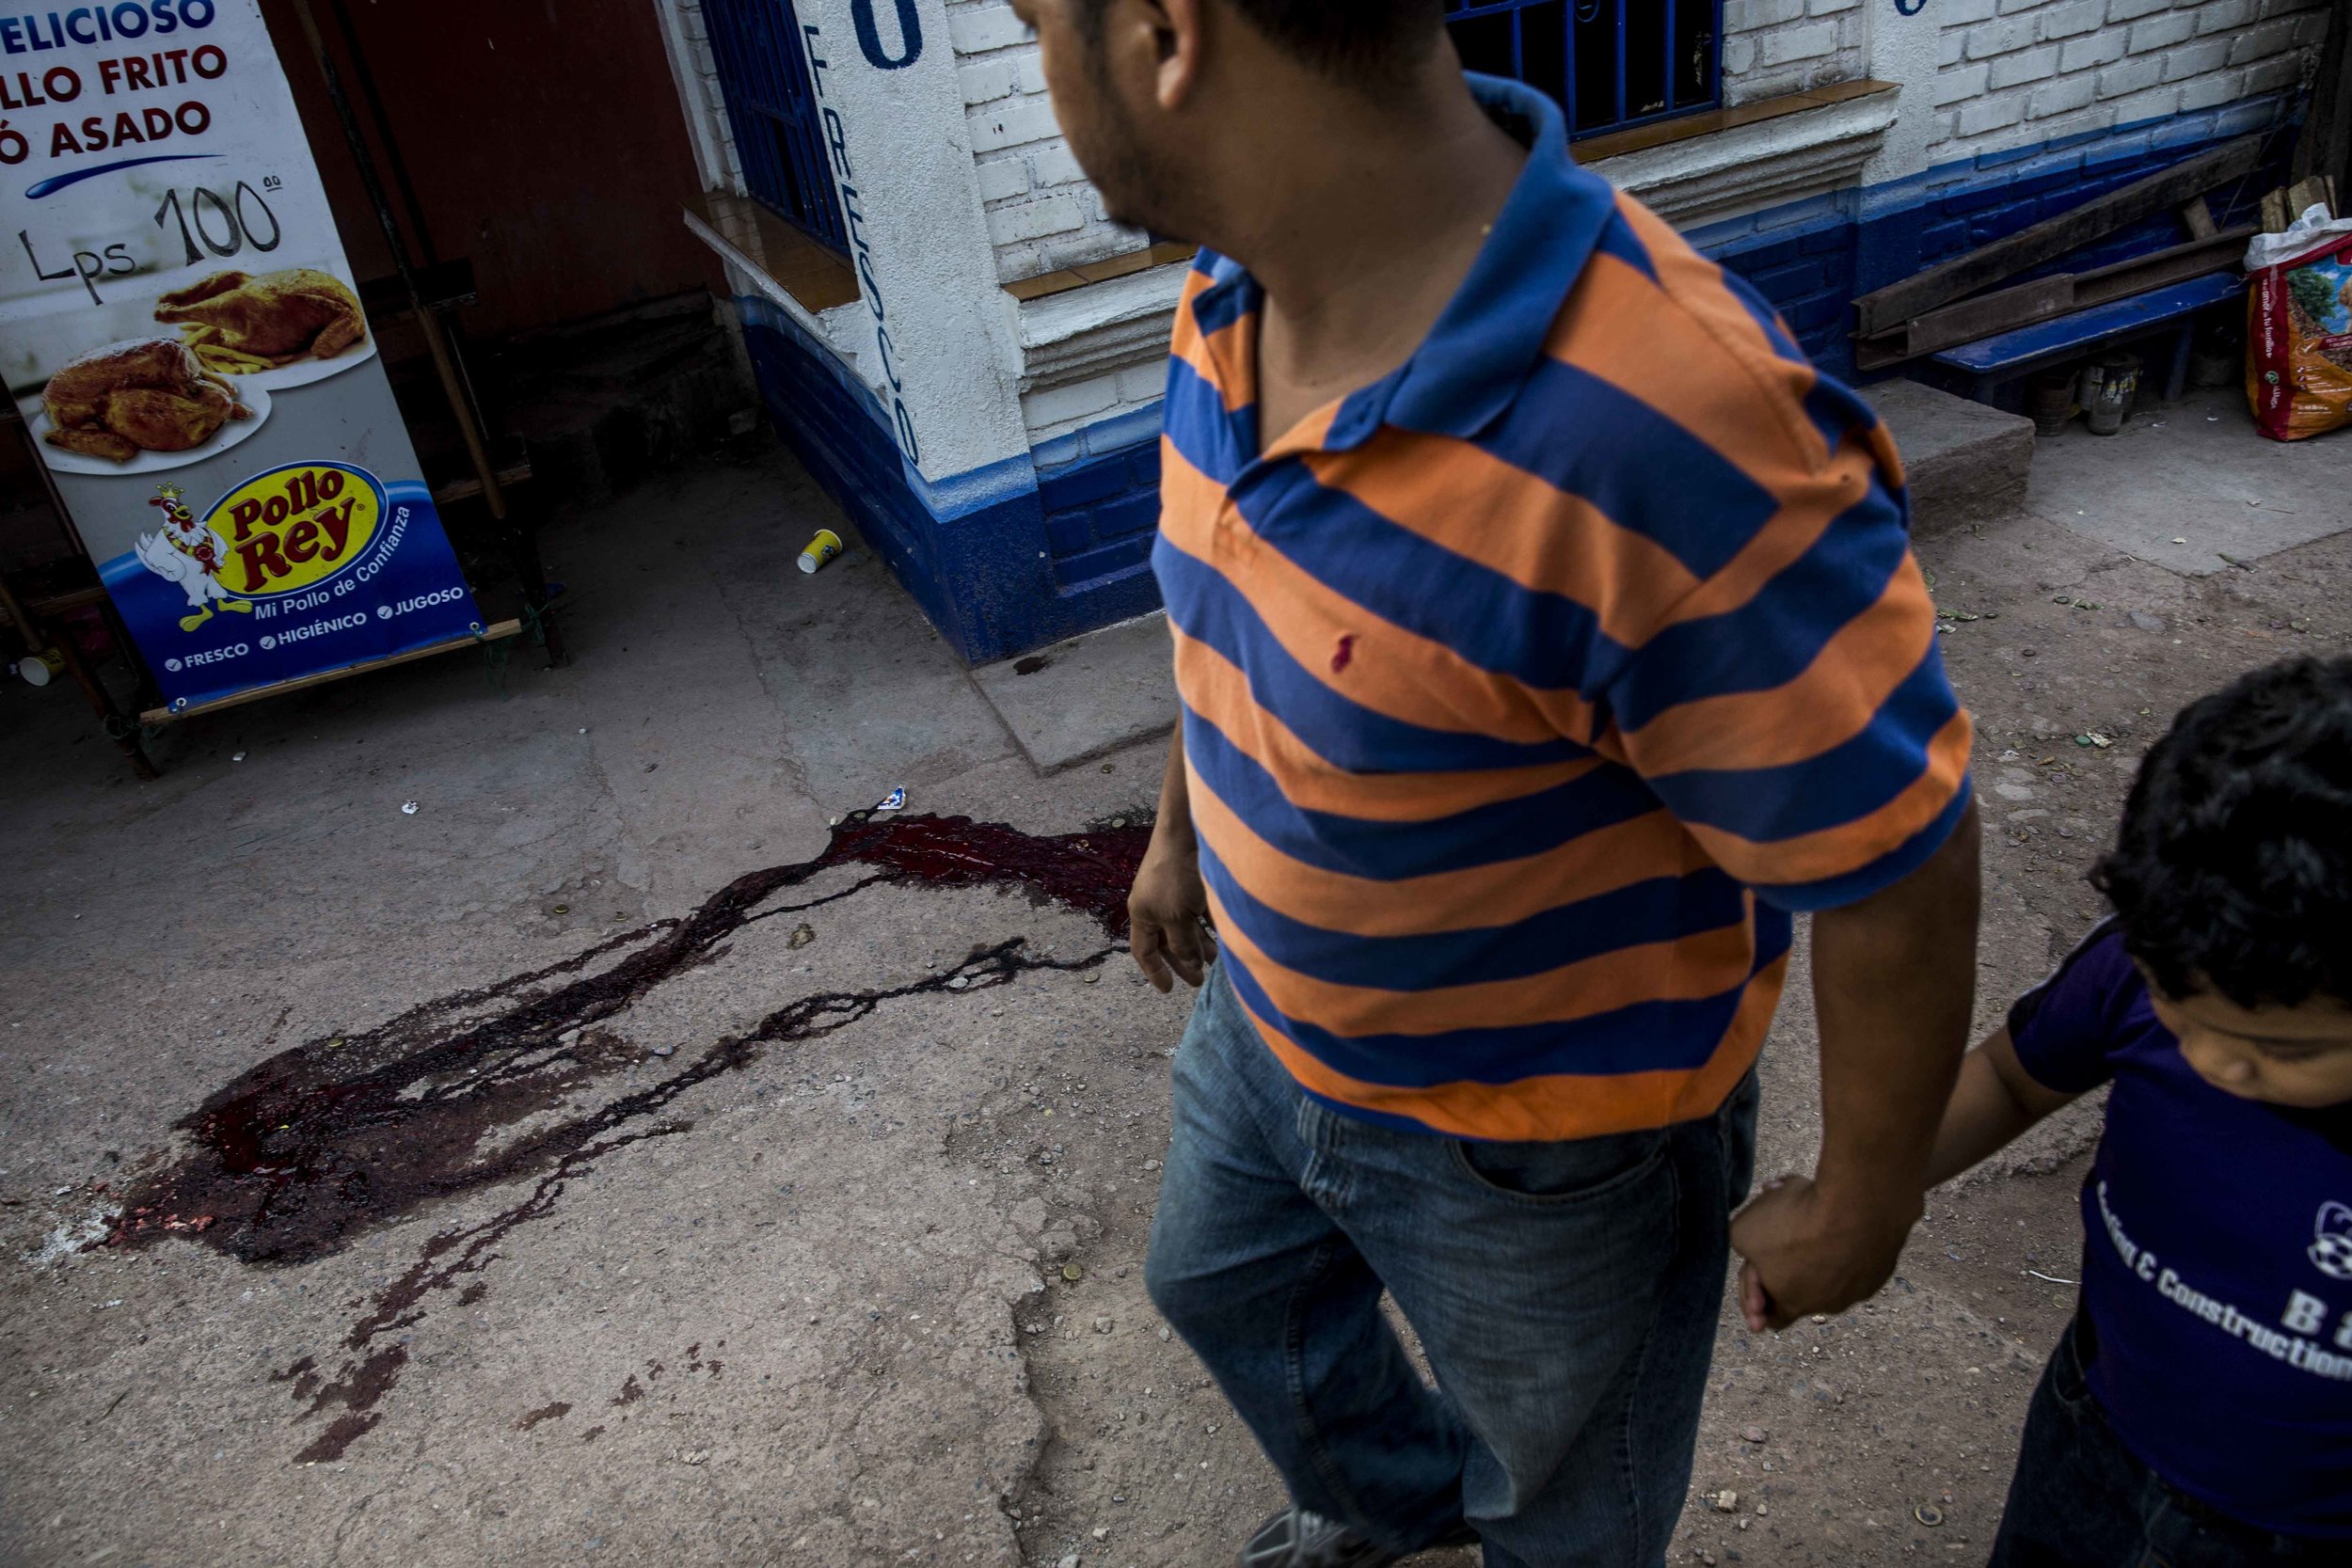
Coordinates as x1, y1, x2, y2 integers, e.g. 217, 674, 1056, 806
2080, 352, 2140, 436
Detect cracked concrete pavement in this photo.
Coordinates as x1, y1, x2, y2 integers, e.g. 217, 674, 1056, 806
3, 399, 2345, 1567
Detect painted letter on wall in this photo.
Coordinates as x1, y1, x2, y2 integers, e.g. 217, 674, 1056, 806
852, 0, 923, 69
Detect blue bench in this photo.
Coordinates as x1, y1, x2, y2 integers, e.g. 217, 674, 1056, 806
1923, 271, 2246, 409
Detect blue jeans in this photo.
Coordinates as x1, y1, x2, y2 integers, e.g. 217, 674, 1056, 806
1146, 964, 1759, 1568
1988, 1311, 2337, 1566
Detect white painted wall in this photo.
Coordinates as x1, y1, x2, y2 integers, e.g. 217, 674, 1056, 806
1016, 262, 1197, 444
946, 0, 1879, 291
1861, 0, 1949, 198
791, 0, 1034, 484
949, 0, 1153, 288
1917, 0, 2329, 163
1724, 0, 1871, 105
673, 0, 2333, 461
657, 0, 747, 195
949, 0, 1887, 443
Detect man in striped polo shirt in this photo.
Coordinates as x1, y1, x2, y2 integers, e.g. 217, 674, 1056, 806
1011, 3, 1981, 1563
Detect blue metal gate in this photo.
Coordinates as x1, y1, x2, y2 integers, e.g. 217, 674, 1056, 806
698, 0, 851, 251
1446, 0, 1725, 139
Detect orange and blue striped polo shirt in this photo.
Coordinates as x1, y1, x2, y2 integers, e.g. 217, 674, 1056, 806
1152, 75, 1974, 1144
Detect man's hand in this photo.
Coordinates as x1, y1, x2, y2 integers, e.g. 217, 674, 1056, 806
1731, 1174, 1920, 1332
1734, 800, 1981, 1334
1128, 719, 1212, 992
1129, 830, 1212, 991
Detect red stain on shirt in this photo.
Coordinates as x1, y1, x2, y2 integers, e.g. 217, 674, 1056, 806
1330, 634, 1356, 674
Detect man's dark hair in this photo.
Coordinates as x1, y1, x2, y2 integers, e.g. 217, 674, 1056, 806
1085, 0, 1446, 85
2094, 655, 2352, 1009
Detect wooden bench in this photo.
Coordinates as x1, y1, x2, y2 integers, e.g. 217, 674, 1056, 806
1920, 271, 2246, 411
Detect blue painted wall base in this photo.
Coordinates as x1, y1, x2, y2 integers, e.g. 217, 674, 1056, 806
737, 295, 1160, 665
739, 93, 2300, 664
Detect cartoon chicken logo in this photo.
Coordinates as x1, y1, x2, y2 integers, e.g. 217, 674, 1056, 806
133, 483, 253, 632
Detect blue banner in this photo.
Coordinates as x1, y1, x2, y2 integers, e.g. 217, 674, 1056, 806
96, 473, 481, 708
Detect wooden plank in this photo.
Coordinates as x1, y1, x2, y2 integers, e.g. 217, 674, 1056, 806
140, 620, 522, 724
1854, 135, 2266, 336
2285, 174, 2336, 219
2262, 187, 2293, 232
357, 258, 480, 322
433, 462, 533, 507
2294, 0, 2347, 195
0, 567, 37, 651
22, 584, 107, 618
1855, 230, 2255, 369
682, 194, 860, 314
1856, 278, 2074, 371
2180, 198, 2217, 240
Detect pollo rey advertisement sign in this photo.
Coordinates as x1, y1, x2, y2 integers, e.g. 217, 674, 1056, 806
0, 0, 482, 711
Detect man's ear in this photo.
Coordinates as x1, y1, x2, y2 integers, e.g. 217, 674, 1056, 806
1152, 0, 1207, 111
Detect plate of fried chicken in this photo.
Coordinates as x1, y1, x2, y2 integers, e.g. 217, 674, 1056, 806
153, 266, 373, 391
31, 336, 272, 474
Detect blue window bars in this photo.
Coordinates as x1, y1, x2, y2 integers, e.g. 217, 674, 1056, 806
698, 0, 851, 252
1446, 0, 1724, 140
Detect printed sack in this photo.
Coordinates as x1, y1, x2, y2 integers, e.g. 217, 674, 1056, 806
2246, 203, 2352, 442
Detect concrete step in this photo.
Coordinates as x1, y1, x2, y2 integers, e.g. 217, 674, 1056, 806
560, 317, 726, 393
504, 323, 751, 503
970, 612, 1177, 773
1861, 378, 2035, 537
507, 390, 647, 505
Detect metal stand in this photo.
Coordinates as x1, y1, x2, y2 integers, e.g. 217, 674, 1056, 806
289, 0, 565, 666
0, 552, 156, 781
4, 417, 159, 778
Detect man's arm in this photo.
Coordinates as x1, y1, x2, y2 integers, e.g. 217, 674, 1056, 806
1128, 716, 1214, 991
1731, 800, 1981, 1332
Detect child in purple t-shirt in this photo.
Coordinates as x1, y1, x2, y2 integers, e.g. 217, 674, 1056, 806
1928, 656, 2352, 1562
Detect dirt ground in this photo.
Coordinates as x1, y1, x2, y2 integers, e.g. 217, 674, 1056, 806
2, 401, 2345, 1568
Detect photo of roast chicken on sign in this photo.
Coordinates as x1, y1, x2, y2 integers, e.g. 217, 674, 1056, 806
154, 266, 369, 374
40, 337, 253, 465
32, 266, 367, 467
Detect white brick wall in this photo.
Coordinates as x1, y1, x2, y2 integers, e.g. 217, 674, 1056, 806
954, 0, 1888, 285
1021, 371, 1121, 434
688, 0, 2328, 288
1723, 0, 1870, 104
950, 0, 1152, 286
666, 0, 746, 195
1923, 0, 2330, 161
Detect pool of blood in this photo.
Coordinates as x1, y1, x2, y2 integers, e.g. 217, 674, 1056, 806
98, 811, 1150, 1459
109, 811, 1150, 1265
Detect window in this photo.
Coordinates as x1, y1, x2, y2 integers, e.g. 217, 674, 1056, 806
1446, 1, 1724, 140
699, 0, 851, 251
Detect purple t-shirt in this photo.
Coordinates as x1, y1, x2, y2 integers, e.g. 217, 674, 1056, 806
2009, 920, 2352, 1538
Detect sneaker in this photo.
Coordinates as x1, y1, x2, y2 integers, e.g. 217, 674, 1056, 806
1236, 1508, 1401, 1568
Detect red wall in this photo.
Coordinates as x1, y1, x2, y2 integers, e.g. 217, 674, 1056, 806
259, 0, 723, 338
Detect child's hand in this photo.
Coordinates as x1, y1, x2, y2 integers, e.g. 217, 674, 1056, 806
1731, 1172, 1921, 1332
1732, 1176, 1799, 1332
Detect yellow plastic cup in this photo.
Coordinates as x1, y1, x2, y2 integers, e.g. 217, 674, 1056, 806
798, 529, 843, 575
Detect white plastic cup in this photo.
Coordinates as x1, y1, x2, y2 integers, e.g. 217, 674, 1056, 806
17, 648, 66, 687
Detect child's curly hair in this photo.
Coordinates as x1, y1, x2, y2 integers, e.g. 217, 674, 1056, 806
2095, 655, 2352, 1008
